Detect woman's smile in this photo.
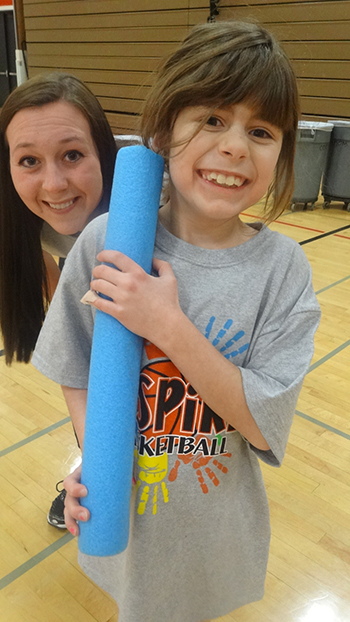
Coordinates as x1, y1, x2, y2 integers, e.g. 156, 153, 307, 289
44, 197, 79, 210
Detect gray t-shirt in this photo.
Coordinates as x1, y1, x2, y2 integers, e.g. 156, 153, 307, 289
32, 213, 320, 622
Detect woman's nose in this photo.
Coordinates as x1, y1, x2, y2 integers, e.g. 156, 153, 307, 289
41, 164, 69, 194
218, 127, 249, 160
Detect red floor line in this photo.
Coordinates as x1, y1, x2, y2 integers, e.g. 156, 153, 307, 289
244, 212, 325, 233
335, 235, 350, 240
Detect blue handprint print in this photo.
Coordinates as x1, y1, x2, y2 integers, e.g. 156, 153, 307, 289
205, 316, 249, 359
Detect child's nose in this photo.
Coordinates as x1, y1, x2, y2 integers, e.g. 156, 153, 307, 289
218, 127, 249, 160
41, 164, 69, 194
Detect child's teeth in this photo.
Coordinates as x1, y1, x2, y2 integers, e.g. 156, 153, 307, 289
205, 172, 244, 187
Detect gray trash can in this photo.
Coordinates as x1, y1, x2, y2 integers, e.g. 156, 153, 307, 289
322, 120, 350, 211
291, 121, 333, 211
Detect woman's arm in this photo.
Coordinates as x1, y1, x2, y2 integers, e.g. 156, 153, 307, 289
42, 250, 61, 300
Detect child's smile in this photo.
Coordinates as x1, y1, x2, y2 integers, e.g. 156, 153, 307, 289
201, 170, 246, 188
165, 102, 283, 245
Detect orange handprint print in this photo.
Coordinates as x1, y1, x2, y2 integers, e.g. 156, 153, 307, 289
169, 442, 231, 494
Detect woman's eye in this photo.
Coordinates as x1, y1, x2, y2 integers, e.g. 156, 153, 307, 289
251, 128, 273, 139
19, 156, 38, 168
65, 150, 83, 162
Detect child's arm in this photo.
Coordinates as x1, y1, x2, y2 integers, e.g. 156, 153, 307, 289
63, 464, 88, 536
61, 386, 89, 535
152, 310, 269, 450
61, 386, 87, 449
88, 251, 269, 451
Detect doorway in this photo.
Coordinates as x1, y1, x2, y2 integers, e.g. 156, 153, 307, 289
0, 8, 16, 106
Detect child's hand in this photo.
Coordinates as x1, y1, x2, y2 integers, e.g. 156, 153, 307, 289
63, 465, 90, 536
84, 251, 183, 346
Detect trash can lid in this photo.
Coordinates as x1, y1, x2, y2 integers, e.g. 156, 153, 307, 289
114, 134, 142, 141
298, 120, 333, 131
327, 119, 350, 127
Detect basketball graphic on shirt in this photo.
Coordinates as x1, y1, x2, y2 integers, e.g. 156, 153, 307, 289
138, 341, 234, 442
134, 341, 234, 513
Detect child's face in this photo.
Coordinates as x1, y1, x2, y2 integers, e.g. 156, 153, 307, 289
167, 102, 283, 228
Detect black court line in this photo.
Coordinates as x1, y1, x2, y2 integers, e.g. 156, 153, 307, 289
0, 334, 348, 591
0, 532, 74, 591
307, 339, 350, 373
299, 224, 350, 246
0, 350, 4, 357
0, 417, 71, 458
295, 410, 350, 441
316, 274, 350, 295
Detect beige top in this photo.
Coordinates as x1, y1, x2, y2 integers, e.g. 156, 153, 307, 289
41, 221, 79, 258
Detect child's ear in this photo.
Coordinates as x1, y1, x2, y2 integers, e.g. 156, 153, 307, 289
151, 133, 169, 156
150, 134, 169, 170
151, 134, 160, 153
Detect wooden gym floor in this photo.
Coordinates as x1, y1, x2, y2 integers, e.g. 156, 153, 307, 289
0, 200, 349, 622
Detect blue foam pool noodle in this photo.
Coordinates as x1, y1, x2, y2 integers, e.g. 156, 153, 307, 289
78, 145, 164, 556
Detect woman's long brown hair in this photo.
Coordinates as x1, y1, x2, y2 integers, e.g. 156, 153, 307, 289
0, 72, 117, 364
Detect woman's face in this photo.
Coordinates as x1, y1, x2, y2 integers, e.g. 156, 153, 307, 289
7, 100, 103, 235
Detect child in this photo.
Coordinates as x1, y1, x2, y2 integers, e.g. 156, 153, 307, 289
32, 21, 321, 622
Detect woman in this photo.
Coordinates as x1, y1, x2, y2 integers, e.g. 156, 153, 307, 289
0, 72, 117, 364
0, 72, 118, 527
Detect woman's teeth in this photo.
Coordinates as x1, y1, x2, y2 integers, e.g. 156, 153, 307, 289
47, 199, 75, 210
202, 172, 245, 187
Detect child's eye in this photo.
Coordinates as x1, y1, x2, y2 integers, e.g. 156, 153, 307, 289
64, 150, 83, 162
19, 156, 38, 168
251, 128, 273, 139
206, 116, 222, 127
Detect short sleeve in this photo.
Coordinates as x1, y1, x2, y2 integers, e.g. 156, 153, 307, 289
240, 245, 320, 467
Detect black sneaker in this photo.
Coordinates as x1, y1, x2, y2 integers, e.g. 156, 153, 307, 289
47, 481, 67, 529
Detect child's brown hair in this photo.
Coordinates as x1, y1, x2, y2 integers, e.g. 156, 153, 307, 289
141, 20, 299, 222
